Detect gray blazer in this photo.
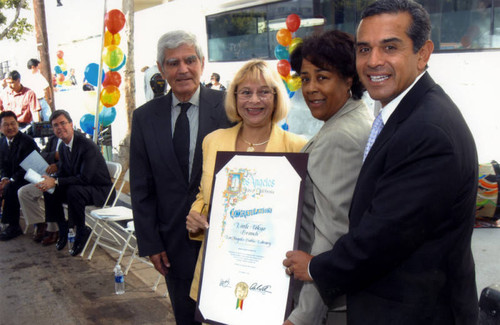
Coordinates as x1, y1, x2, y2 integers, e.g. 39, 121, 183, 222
289, 98, 373, 325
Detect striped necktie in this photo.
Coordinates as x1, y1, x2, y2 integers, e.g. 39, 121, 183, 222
363, 112, 384, 162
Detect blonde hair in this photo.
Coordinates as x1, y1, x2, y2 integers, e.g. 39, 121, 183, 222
225, 59, 289, 123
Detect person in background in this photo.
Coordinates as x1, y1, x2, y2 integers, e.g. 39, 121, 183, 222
0, 70, 41, 127
69, 69, 77, 86
36, 110, 114, 257
284, 30, 373, 325
205, 72, 226, 91
130, 30, 233, 325
18, 134, 61, 245
0, 111, 40, 241
186, 59, 307, 306
24, 59, 52, 121
283, 1, 479, 324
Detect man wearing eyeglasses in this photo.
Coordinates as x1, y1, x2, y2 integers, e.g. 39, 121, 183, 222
36, 110, 114, 256
130, 30, 232, 325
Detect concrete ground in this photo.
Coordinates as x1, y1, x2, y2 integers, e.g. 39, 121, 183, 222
0, 224, 175, 325
0, 223, 498, 325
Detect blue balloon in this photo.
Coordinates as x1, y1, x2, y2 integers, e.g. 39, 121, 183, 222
62, 70, 68, 76
274, 45, 289, 60
288, 91, 295, 98
54, 65, 62, 74
84, 63, 105, 87
281, 122, 289, 131
99, 106, 116, 126
79, 114, 95, 135
110, 54, 126, 72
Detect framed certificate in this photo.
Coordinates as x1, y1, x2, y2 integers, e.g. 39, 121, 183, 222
196, 151, 308, 325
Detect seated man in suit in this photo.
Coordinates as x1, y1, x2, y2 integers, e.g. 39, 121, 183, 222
18, 134, 62, 244
284, 1, 479, 324
37, 110, 114, 256
0, 111, 40, 241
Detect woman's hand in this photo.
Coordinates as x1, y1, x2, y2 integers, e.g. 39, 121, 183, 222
186, 210, 209, 234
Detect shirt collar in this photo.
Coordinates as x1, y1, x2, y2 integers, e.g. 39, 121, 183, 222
66, 136, 74, 151
172, 85, 201, 108
378, 72, 425, 124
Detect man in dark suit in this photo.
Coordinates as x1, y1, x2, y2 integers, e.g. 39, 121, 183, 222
284, 1, 479, 324
0, 111, 39, 240
130, 30, 232, 325
37, 110, 113, 256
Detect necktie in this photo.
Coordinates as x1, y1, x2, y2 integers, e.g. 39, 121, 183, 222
173, 102, 191, 182
363, 111, 384, 162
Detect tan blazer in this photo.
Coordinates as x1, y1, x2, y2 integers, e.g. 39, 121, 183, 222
189, 122, 307, 299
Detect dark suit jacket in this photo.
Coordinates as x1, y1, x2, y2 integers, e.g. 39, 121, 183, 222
40, 135, 60, 164
0, 131, 39, 184
130, 86, 232, 279
56, 132, 112, 207
310, 73, 479, 324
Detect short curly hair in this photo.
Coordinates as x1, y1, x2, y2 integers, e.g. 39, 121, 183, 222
290, 30, 365, 100
225, 59, 289, 123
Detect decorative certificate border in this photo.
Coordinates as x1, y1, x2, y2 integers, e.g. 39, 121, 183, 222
196, 152, 308, 325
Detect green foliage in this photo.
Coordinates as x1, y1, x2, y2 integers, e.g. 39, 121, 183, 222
0, 0, 33, 42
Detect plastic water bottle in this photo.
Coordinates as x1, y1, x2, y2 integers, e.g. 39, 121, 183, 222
68, 228, 75, 252
114, 264, 125, 294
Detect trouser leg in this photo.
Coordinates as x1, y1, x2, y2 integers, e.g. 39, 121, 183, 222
165, 274, 201, 325
43, 187, 66, 238
2, 181, 25, 227
18, 184, 45, 226
66, 185, 93, 237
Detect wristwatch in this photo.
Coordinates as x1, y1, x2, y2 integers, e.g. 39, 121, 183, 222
55, 178, 59, 186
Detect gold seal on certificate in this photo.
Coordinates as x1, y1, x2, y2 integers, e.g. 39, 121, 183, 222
196, 152, 308, 325
234, 282, 249, 310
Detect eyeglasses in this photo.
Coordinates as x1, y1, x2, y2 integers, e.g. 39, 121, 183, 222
235, 88, 276, 100
52, 121, 69, 128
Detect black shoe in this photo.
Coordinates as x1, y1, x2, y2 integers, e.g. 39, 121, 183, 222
69, 226, 91, 256
0, 225, 23, 241
56, 235, 68, 251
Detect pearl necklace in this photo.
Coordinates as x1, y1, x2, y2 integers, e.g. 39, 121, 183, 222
242, 138, 270, 152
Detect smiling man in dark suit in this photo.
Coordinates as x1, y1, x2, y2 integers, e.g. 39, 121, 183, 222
130, 30, 232, 325
0, 111, 39, 241
284, 1, 479, 324
37, 110, 114, 256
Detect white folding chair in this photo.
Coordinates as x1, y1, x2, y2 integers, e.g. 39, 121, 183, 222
79, 161, 122, 256
124, 221, 167, 297
85, 170, 135, 265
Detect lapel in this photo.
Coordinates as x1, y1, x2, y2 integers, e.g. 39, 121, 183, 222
362, 72, 435, 166
149, 92, 187, 184
190, 86, 217, 187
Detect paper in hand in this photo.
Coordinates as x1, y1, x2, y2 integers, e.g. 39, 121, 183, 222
24, 168, 54, 194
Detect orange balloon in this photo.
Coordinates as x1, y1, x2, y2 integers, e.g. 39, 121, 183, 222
100, 85, 120, 108
104, 30, 121, 46
276, 29, 292, 47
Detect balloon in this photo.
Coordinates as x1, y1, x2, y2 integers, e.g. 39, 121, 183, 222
286, 14, 301, 33
286, 75, 302, 92
289, 37, 303, 54
54, 65, 62, 74
277, 59, 291, 77
59, 62, 67, 72
56, 74, 65, 85
274, 45, 289, 60
83, 91, 104, 114
80, 114, 95, 135
110, 54, 126, 72
103, 45, 124, 69
288, 91, 295, 99
57, 58, 64, 65
104, 30, 121, 46
62, 70, 68, 76
276, 29, 292, 47
105, 9, 126, 34
84, 63, 105, 87
56, 50, 64, 59
100, 85, 120, 107
99, 106, 116, 126
102, 71, 122, 88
